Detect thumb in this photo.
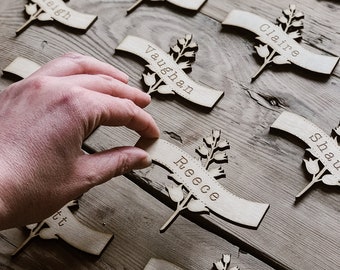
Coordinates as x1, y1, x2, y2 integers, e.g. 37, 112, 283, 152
77, 146, 152, 188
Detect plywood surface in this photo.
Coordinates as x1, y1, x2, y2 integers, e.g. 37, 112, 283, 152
0, 0, 339, 269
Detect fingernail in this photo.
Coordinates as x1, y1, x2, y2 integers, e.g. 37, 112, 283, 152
137, 153, 152, 169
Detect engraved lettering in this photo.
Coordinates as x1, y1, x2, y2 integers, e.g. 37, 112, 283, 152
58, 217, 67, 226
325, 152, 335, 161
151, 53, 159, 60
201, 185, 210, 193
317, 141, 328, 152
192, 177, 202, 185
185, 169, 194, 177
258, 23, 300, 57
333, 160, 340, 170
309, 133, 322, 142
145, 45, 156, 54
52, 210, 62, 220
174, 156, 188, 169
210, 192, 219, 201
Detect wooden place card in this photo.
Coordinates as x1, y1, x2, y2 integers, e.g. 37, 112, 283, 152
271, 111, 340, 198
17, 0, 97, 35
3, 57, 41, 78
116, 35, 224, 108
13, 201, 113, 256
127, 0, 207, 14
136, 130, 269, 231
222, 5, 339, 81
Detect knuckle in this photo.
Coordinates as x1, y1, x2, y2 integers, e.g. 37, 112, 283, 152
26, 76, 49, 91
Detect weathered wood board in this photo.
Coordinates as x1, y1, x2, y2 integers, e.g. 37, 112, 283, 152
1, 0, 339, 269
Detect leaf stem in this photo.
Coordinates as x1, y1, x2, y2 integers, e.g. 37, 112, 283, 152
12, 221, 45, 256
295, 166, 327, 198
160, 193, 191, 232
16, 7, 43, 35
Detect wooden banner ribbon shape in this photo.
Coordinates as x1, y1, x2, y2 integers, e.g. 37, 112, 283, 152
222, 9, 339, 76
116, 35, 224, 108
17, 0, 97, 35
13, 201, 113, 256
271, 111, 340, 197
136, 138, 269, 228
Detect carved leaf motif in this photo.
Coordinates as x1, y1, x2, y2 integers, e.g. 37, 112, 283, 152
177, 61, 191, 71
167, 185, 184, 203
26, 223, 38, 230
186, 199, 209, 213
156, 85, 175, 95
208, 166, 226, 180
288, 30, 302, 40
178, 38, 186, 45
304, 158, 320, 175
272, 55, 290, 65
213, 152, 228, 163
294, 11, 304, 19
38, 12, 53, 21
289, 4, 296, 11
222, 254, 231, 265
230, 267, 240, 270
183, 51, 195, 58
217, 140, 230, 150
196, 145, 209, 158
25, 3, 37, 16
321, 174, 340, 186
291, 20, 303, 28
214, 261, 225, 270
212, 130, 221, 140
255, 44, 270, 58
39, 228, 58, 240
172, 44, 181, 53
278, 16, 288, 24
204, 136, 214, 147
283, 8, 291, 16
143, 73, 156, 87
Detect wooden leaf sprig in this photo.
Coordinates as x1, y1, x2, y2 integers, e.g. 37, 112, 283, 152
161, 130, 229, 232
16, 2, 53, 34
297, 124, 340, 198
252, 4, 304, 80
12, 200, 78, 256
214, 254, 240, 270
142, 34, 198, 95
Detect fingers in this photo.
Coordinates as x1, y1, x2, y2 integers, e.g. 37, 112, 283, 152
84, 90, 160, 138
32, 52, 129, 84
76, 147, 152, 188
52, 74, 151, 108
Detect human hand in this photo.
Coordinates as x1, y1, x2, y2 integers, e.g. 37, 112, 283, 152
0, 53, 159, 230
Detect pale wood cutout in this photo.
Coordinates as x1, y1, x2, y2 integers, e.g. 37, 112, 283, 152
271, 111, 340, 198
136, 130, 269, 232
12, 200, 113, 256
3, 57, 41, 78
144, 258, 183, 270
127, 0, 207, 14
16, 0, 97, 35
222, 5, 339, 81
116, 35, 224, 108
214, 254, 240, 270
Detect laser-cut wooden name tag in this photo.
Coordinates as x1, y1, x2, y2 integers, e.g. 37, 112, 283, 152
271, 111, 340, 198
222, 5, 339, 81
116, 35, 224, 108
12, 200, 113, 256
127, 0, 207, 14
17, 0, 97, 35
136, 130, 269, 231
3, 57, 41, 78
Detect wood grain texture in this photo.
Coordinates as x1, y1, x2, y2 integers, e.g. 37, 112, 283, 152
0, 0, 339, 269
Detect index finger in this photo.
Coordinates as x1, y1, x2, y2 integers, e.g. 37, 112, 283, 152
32, 52, 129, 83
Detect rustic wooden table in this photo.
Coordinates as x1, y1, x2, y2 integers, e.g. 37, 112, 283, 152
0, 0, 339, 269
